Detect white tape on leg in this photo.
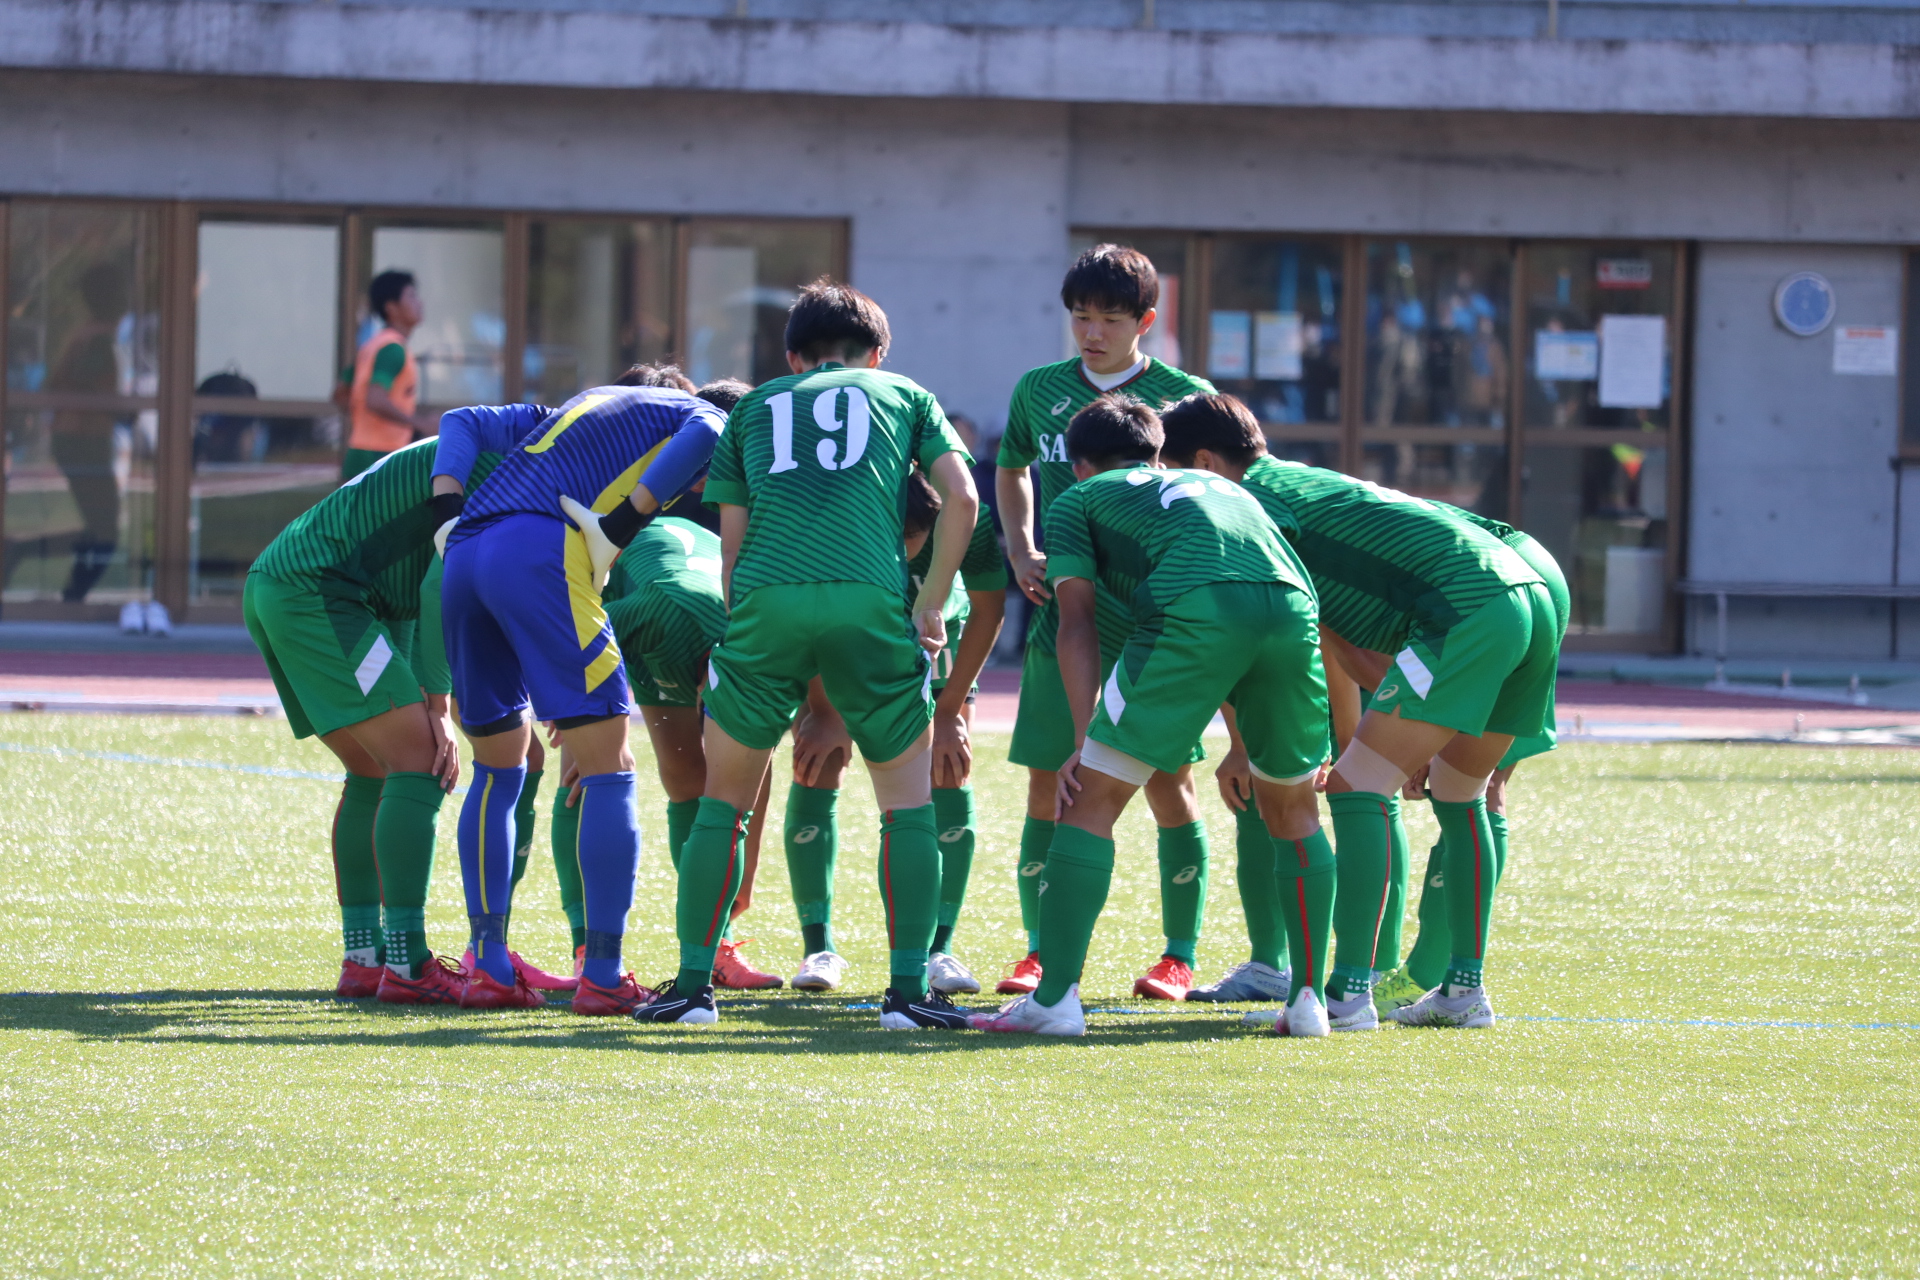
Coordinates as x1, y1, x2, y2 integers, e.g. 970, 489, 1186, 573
1078, 737, 1155, 787
1330, 739, 1410, 797
1427, 756, 1491, 803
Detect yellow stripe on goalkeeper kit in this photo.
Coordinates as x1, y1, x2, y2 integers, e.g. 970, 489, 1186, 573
564, 530, 612, 650
524, 395, 614, 455
476, 771, 495, 917
583, 639, 624, 693
588, 438, 669, 514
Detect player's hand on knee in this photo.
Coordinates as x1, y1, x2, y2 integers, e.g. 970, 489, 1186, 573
1055, 749, 1084, 819
427, 705, 461, 792
1011, 550, 1052, 604
1401, 763, 1430, 801
932, 712, 971, 788
559, 494, 621, 591
1215, 745, 1252, 812
914, 607, 947, 655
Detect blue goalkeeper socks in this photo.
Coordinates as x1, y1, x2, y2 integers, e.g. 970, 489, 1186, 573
577, 771, 640, 988
458, 762, 525, 984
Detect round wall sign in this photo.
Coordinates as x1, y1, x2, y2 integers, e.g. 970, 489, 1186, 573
1773, 272, 1836, 337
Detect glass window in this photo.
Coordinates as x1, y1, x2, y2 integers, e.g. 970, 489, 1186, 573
1207, 237, 1343, 425
363, 223, 505, 405
1067, 231, 1190, 370
1523, 244, 1677, 430
524, 219, 673, 403
1521, 443, 1670, 635
1362, 443, 1510, 519
1364, 240, 1512, 428
1903, 250, 1920, 449
684, 221, 840, 387
4, 203, 161, 610
196, 221, 340, 401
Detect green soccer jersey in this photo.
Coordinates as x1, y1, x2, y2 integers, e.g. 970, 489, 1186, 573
705, 363, 971, 605
1237, 456, 1541, 654
906, 500, 1007, 627
1043, 464, 1313, 621
251, 438, 499, 622
603, 517, 729, 700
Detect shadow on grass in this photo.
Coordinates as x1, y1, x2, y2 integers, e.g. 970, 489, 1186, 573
0, 988, 1248, 1056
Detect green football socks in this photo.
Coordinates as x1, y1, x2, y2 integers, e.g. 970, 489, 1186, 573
930, 785, 975, 955
666, 797, 699, 873
878, 805, 941, 1000
1232, 805, 1287, 972
785, 783, 840, 956
1373, 793, 1411, 976
1433, 797, 1498, 992
504, 767, 542, 929
334, 774, 385, 966
676, 796, 748, 991
1156, 821, 1208, 966
375, 771, 446, 975
1404, 836, 1451, 990
1489, 810, 1511, 883
1016, 816, 1054, 952
1273, 829, 1336, 1002
1327, 791, 1398, 1001
1033, 824, 1115, 1007
550, 788, 587, 954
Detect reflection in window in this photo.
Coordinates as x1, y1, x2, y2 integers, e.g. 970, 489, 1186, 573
684, 222, 839, 387
4, 203, 160, 608
1208, 238, 1342, 424
1363, 443, 1508, 519
1364, 241, 1511, 428
1522, 444, 1669, 634
1524, 245, 1675, 430
1068, 232, 1188, 369
366, 225, 505, 405
196, 221, 340, 401
525, 220, 672, 402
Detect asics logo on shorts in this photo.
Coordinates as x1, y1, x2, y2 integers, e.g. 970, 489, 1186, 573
938, 827, 967, 844
792, 825, 821, 844
1019, 860, 1045, 877
1376, 684, 1399, 700
1171, 865, 1199, 885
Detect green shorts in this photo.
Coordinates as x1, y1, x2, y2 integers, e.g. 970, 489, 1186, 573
1490, 533, 1567, 770
608, 584, 722, 710
1371, 582, 1560, 740
928, 619, 976, 701
1011, 640, 1206, 773
1088, 581, 1327, 781
706, 582, 933, 762
243, 570, 424, 740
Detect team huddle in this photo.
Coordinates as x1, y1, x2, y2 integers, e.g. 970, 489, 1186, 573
244, 245, 1565, 1036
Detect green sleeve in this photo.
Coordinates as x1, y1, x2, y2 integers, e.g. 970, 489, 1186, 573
368, 342, 407, 391
913, 392, 972, 472
411, 559, 451, 695
702, 409, 749, 509
996, 372, 1039, 468
959, 503, 1008, 592
1042, 490, 1098, 585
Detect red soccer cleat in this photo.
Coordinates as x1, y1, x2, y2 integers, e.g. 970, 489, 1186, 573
460, 947, 579, 993
376, 954, 468, 1005
713, 938, 784, 990
1134, 956, 1194, 1001
336, 958, 385, 999
996, 952, 1043, 995
460, 966, 547, 1010
574, 945, 585, 978
572, 972, 658, 1016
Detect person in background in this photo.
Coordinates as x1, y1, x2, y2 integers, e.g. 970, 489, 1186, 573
342, 271, 435, 481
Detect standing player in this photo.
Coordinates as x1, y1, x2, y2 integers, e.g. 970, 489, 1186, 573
653, 280, 980, 1029
994, 245, 1218, 1000
1160, 393, 1557, 1031
973, 397, 1331, 1037
440, 383, 726, 1014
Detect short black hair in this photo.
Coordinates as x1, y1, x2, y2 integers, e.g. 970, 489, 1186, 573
904, 470, 942, 540
1065, 394, 1162, 468
785, 278, 890, 364
1061, 244, 1159, 319
614, 363, 696, 391
1159, 394, 1267, 468
696, 379, 753, 413
369, 271, 416, 325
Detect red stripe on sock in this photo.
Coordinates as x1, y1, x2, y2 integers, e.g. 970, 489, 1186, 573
1293, 863, 1315, 987
702, 818, 742, 947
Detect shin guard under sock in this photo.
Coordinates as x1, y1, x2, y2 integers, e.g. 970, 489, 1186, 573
930, 785, 975, 954
1156, 821, 1208, 966
1017, 817, 1054, 951
666, 797, 700, 874
550, 792, 587, 953
1433, 797, 1497, 991
878, 805, 941, 999
1328, 791, 1396, 1000
1372, 794, 1411, 975
1404, 836, 1452, 990
334, 774, 385, 965
785, 783, 840, 955
458, 762, 525, 983
375, 771, 446, 975
1489, 811, 1510, 884
1034, 825, 1115, 1007
577, 771, 640, 988
1233, 805, 1286, 972
677, 797, 748, 989
1274, 830, 1336, 1002
506, 768, 542, 928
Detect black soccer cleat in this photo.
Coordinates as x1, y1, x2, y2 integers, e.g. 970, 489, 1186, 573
630, 980, 719, 1025
879, 986, 972, 1030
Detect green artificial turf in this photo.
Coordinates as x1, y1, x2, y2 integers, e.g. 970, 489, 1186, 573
1, 714, 1916, 1277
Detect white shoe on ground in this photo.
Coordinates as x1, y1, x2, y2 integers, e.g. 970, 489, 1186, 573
1187, 960, 1291, 1002
969, 983, 1086, 1036
791, 951, 849, 992
1388, 984, 1495, 1028
927, 951, 981, 995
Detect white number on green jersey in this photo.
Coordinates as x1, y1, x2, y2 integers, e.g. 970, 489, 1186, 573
767, 387, 871, 475
1125, 466, 1251, 510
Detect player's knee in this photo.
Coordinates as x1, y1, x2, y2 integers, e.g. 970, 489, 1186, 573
1428, 756, 1492, 803
1143, 770, 1200, 825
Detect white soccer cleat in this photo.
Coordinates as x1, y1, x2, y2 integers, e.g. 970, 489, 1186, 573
1240, 1007, 1284, 1032
791, 951, 849, 992
1388, 984, 1496, 1029
1187, 960, 1291, 1003
969, 984, 1086, 1036
1281, 987, 1330, 1038
928, 951, 981, 995
1327, 990, 1381, 1032
558, 494, 619, 590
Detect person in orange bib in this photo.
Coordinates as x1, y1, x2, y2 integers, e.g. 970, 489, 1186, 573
342, 270, 433, 480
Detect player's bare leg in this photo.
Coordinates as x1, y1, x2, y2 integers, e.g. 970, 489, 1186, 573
1136, 766, 1207, 999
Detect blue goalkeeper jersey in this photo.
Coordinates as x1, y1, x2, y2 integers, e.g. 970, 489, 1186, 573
451, 386, 726, 542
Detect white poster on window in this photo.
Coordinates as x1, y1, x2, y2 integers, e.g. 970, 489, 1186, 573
1534, 330, 1599, 381
1598, 314, 1666, 409
1208, 311, 1251, 380
1833, 325, 1899, 375
1253, 311, 1303, 381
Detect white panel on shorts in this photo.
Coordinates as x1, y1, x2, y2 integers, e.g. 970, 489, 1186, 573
1394, 647, 1435, 699
355, 635, 394, 696
1102, 666, 1127, 723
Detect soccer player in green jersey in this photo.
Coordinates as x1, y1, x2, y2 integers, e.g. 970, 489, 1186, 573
644, 281, 982, 1029
995, 245, 1219, 1001
784, 473, 1006, 995
973, 396, 1333, 1037
245, 435, 487, 1005
1161, 394, 1559, 1031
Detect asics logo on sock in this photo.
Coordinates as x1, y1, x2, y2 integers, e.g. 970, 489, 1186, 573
939, 827, 968, 843
1019, 861, 1045, 877
1171, 865, 1200, 885
792, 825, 821, 844
1429, 873, 1445, 888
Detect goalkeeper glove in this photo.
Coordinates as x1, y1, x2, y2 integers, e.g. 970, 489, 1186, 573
559, 495, 649, 591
